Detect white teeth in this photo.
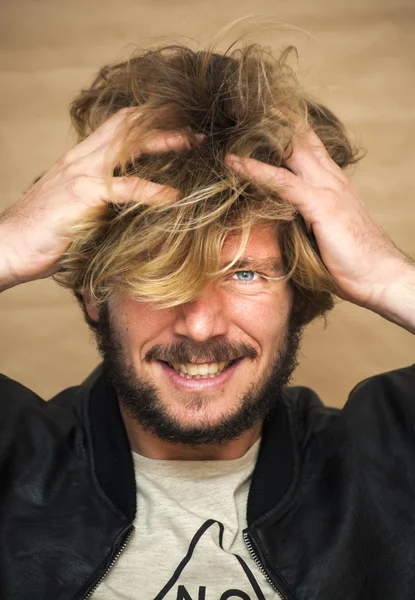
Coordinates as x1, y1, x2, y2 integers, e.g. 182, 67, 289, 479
187, 363, 199, 376
169, 361, 231, 378
177, 372, 222, 379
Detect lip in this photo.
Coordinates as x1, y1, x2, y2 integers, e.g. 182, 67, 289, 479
157, 359, 243, 391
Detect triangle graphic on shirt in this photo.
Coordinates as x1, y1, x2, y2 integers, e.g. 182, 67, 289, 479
153, 519, 267, 600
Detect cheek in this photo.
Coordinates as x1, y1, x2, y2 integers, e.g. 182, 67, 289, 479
112, 297, 175, 356
230, 288, 291, 348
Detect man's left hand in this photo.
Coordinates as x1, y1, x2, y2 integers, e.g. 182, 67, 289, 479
225, 128, 415, 334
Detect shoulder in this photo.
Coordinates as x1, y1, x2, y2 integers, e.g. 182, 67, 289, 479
341, 364, 415, 432
284, 364, 415, 459
310, 364, 415, 469
0, 374, 87, 459
0, 374, 46, 413
0, 373, 85, 414
288, 364, 415, 426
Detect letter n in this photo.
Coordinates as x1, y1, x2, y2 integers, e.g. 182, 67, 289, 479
176, 585, 207, 600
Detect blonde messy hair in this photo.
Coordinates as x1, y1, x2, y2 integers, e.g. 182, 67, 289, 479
57, 37, 362, 328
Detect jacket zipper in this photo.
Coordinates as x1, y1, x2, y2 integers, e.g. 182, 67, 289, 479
79, 526, 283, 599
243, 530, 285, 600
83, 525, 135, 599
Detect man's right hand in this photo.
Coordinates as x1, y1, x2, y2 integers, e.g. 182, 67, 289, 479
0, 109, 199, 292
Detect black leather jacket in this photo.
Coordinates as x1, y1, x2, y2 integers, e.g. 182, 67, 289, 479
1, 364, 415, 600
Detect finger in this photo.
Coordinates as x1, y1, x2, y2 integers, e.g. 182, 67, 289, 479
135, 130, 205, 155
95, 129, 205, 176
226, 154, 298, 190
67, 108, 134, 162
286, 127, 347, 183
268, 109, 335, 171
105, 176, 181, 206
225, 155, 318, 221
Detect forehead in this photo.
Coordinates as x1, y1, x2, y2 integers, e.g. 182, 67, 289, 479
221, 223, 280, 260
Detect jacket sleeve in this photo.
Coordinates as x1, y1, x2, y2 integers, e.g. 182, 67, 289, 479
339, 364, 415, 465
0, 374, 47, 454
345, 363, 415, 421
0, 374, 84, 467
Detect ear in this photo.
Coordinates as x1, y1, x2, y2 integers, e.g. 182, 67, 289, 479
83, 291, 100, 323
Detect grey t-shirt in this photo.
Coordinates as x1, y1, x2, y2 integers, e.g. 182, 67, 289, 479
92, 438, 279, 599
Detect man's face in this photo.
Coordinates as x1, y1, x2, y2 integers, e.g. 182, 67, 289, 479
89, 223, 303, 445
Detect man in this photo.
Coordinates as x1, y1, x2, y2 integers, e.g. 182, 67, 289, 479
0, 41, 414, 600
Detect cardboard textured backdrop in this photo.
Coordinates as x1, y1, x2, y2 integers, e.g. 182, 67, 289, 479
1, 0, 414, 406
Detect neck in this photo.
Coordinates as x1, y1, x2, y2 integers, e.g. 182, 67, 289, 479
119, 402, 263, 460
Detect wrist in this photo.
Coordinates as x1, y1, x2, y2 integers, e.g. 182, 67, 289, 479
0, 253, 19, 293
0, 224, 23, 292
370, 263, 415, 334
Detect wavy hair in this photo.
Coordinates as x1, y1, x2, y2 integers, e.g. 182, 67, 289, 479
56, 39, 362, 328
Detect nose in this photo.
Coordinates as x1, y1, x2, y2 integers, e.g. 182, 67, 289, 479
173, 283, 229, 342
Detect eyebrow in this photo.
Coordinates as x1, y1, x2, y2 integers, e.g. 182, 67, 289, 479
221, 257, 284, 275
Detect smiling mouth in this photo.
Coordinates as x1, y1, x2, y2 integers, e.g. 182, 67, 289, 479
160, 359, 240, 379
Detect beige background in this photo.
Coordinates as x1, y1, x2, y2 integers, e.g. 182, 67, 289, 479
0, 0, 414, 407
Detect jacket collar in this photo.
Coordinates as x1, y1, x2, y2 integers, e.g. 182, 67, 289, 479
86, 367, 136, 522
84, 365, 297, 526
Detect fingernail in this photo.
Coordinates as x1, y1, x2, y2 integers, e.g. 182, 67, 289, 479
226, 154, 242, 165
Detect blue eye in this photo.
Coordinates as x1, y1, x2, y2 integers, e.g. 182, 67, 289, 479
234, 270, 256, 282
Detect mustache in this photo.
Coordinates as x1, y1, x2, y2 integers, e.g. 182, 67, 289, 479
145, 339, 258, 364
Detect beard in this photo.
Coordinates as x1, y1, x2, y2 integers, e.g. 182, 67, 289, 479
95, 305, 303, 446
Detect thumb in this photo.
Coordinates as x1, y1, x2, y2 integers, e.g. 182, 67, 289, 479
108, 176, 181, 206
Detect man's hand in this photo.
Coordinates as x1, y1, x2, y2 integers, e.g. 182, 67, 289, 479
225, 128, 415, 333
0, 109, 199, 292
